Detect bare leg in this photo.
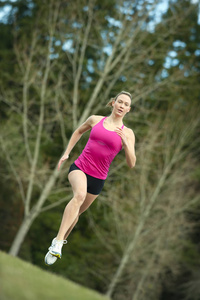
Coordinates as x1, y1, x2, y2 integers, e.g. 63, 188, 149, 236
56, 170, 87, 240
64, 216, 78, 240
64, 192, 98, 239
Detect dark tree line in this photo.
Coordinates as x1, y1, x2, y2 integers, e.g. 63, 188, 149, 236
0, 1, 199, 299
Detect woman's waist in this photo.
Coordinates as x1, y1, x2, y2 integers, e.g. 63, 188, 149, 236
74, 155, 109, 179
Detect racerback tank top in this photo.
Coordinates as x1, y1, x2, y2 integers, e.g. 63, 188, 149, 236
74, 117, 124, 179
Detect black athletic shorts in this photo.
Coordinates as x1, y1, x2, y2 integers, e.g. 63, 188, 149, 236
68, 162, 105, 195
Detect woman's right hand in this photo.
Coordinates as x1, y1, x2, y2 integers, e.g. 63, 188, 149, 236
58, 154, 69, 171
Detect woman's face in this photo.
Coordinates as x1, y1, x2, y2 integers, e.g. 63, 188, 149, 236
112, 94, 131, 117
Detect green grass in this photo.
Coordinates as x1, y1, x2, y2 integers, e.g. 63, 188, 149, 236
0, 251, 110, 300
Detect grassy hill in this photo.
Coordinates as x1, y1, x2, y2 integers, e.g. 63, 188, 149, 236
0, 250, 110, 300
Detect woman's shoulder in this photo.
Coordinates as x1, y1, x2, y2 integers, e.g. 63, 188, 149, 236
89, 115, 105, 126
123, 126, 135, 139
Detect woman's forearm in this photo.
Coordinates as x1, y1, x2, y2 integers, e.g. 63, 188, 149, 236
63, 129, 82, 157
124, 144, 136, 168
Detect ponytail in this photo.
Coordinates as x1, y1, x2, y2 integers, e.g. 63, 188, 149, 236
106, 98, 115, 107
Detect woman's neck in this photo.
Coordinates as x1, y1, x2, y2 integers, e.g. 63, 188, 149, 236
107, 114, 123, 126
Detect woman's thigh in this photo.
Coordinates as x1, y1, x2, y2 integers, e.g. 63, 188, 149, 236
68, 170, 87, 198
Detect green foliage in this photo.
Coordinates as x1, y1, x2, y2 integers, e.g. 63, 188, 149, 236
0, 159, 24, 252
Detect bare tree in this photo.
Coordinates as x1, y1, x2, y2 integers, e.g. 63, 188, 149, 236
1, 1, 70, 256
84, 104, 200, 300
98, 107, 200, 299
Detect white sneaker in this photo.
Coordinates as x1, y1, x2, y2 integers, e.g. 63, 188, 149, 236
44, 251, 58, 266
48, 237, 67, 259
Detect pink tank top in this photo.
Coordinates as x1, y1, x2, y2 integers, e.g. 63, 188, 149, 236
75, 117, 124, 179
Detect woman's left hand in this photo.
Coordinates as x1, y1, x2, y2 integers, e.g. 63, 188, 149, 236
114, 127, 128, 146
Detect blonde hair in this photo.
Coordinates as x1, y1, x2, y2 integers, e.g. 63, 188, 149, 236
106, 91, 132, 107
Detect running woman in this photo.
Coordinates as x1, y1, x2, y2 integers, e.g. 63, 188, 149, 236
45, 91, 136, 265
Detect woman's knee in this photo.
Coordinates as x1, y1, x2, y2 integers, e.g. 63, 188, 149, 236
73, 191, 86, 206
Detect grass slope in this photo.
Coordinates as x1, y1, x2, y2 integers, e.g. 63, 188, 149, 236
0, 251, 109, 300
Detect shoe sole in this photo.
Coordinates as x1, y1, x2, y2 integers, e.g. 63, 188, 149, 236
44, 252, 58, 266
45, 260, 52, 266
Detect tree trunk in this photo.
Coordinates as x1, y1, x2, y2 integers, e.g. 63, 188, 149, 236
9, 165, 60, 256
9, 213, 37, 256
